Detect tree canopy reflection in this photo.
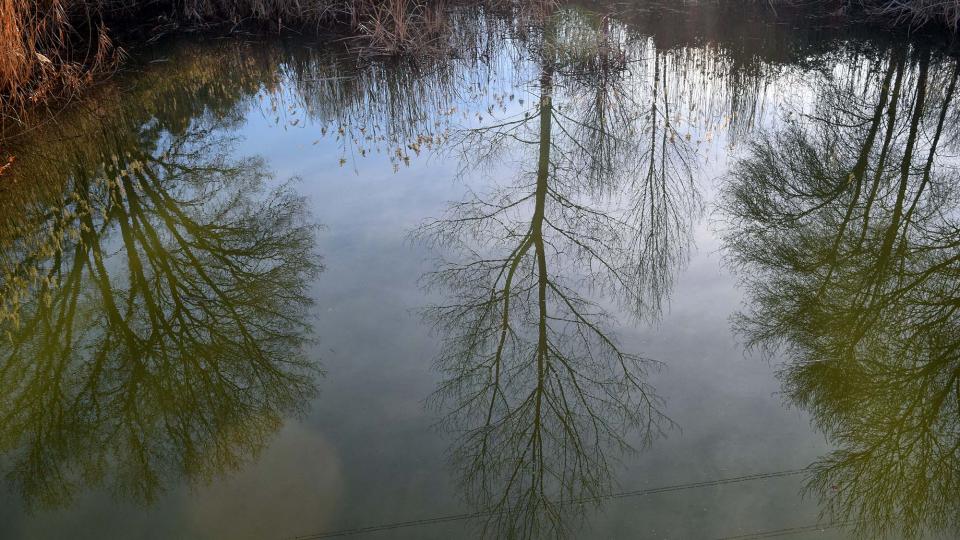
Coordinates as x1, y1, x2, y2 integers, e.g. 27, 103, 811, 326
418, 8, 701, 538
723, 46, 960, 539
0, 50, 321, 508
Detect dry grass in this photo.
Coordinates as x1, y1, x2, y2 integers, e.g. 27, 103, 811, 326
860, 0, 960, 30
0, 0, 116, 127
347, 0, 451, 54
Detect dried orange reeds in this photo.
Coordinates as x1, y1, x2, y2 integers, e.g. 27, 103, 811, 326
0, 0, 115, 128
348, 0, 451, 54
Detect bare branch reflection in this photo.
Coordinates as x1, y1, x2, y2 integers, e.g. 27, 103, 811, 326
418, 8, 703, 538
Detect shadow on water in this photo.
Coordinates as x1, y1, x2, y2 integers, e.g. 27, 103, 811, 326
721, 45, 960, 539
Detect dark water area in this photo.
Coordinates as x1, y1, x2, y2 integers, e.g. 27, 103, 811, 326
0, 1, 958, 538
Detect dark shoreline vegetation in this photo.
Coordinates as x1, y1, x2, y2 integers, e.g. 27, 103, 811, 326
1, 0, 503, 130
1, 0, 960, 135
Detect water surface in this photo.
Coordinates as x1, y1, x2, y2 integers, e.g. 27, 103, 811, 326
0, 2, 958, 538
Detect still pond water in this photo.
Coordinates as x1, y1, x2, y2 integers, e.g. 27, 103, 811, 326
0, 2, 958, 539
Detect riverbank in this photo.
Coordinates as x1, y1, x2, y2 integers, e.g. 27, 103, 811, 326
0, 0, 526, 130
1, 0, 958, 137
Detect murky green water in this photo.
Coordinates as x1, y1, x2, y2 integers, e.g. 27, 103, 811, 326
0, 2, 958, 539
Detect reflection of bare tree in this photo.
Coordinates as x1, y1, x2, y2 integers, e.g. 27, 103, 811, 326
0, 110, 321, 508
722, 47, 960, 540
418, 10, 701, 538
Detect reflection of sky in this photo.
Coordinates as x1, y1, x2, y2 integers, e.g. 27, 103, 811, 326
249, 70, 833, 537
0, 38, 846, 540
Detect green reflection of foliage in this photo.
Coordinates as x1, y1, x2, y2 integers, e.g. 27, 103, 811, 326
0, 42, 321, 510
418, 9, 701, 538
723, 46, 960, 539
